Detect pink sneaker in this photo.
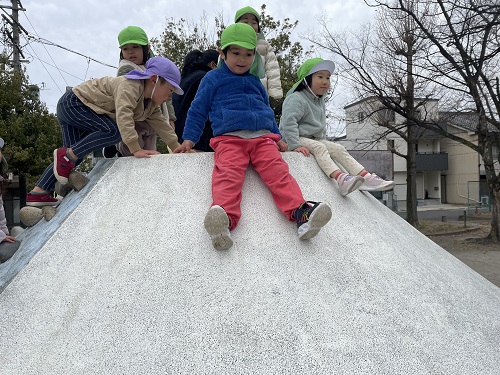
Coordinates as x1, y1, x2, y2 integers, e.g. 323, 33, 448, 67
337, 173, 364, 197
26, 192, 59, 207
53, 148, 75, 184
359, 173, 395, 192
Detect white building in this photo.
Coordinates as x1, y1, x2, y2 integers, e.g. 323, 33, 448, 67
340, 97, 497, 209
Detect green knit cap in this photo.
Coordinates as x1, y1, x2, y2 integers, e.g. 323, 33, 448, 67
220, 23, 257, 50
118, 26, 149, 47
289, 58, 336, 94
234, 6, 260, 23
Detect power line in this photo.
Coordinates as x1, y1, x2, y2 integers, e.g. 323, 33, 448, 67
21, 11, 68, 87
26, 34, 117, 69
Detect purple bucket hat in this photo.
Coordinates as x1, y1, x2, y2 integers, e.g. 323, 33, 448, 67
125, 56, 184, 95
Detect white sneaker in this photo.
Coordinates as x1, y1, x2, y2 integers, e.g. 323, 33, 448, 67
204, 205, 233, 250
359, 173, 395, 192
337, 173, 364, 196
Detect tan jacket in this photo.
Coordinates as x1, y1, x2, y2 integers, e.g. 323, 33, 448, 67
72, 76, 179, 154
117, 59, 177, 122
256, 39, 283, 100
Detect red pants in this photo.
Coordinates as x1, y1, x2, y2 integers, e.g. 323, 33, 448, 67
210, 134, 305, 230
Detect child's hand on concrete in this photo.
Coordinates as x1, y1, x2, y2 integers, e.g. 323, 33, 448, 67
294, 146, 310, 157
133, 149, 160, 158
174, 140, 195, 153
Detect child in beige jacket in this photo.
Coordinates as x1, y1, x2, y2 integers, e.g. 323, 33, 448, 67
26, 57, 182, 207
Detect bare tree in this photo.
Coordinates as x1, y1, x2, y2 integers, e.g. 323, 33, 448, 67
306, 1, 439, 227
308, 0, 500, 241
372, 0, 500, 241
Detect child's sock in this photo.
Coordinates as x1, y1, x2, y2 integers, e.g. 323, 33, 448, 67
332, 171, 343, 180
29, 190, 47, 195
359, 170, 369, 177
66, 149, 78, 163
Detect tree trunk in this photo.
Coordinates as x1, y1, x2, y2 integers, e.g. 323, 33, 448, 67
488, 186, 500, 242
406, 134, 419, 227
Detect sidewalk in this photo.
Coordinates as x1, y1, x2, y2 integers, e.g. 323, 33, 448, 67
417, 203, 468, 212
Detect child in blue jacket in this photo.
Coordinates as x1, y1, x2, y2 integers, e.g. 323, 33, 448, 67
175, 23, 332, 250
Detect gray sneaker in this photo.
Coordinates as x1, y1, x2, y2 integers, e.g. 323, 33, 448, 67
359, 173, 395, 192
204, 205, 233, 250
337, 173, 364, 196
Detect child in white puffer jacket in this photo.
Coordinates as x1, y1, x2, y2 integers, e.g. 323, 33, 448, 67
234, 6, 283, 99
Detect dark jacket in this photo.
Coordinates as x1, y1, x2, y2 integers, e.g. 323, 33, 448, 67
172, 69, 213, 151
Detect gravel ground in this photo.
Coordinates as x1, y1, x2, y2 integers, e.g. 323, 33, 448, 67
423, 218, 500, 288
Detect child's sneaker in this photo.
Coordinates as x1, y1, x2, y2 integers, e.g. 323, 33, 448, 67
294, 201, 332, 240
204, 205, 233, 250
337, 173, 364, 197
53, 148, 76, 184
26, 192, 59, 207
359, 173, 395, 192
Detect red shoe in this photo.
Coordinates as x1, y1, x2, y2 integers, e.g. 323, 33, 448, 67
26, 192, 59, 207
53, 148, 75, 184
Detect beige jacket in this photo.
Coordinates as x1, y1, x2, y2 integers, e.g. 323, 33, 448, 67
256, 39, 283, 100
117, 59, 177, 122
72, 76, 179, 154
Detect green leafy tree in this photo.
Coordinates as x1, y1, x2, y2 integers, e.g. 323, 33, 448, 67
0, 55, 61, 192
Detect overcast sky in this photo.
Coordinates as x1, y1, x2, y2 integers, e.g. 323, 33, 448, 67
7, 0, 374, 118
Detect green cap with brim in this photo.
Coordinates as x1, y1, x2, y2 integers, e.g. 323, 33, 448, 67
234, 6, 261, 33
220, 23, 257, 50
288, 58, 336, 94
118, 26, 149, 47
234, 6, 260, 23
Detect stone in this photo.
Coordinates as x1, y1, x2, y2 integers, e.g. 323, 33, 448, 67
68, 171, 89, 191
55, 181, 73, 197
9, 226, 24, 238
42, 205, 57, 221
19, 206, 44, 227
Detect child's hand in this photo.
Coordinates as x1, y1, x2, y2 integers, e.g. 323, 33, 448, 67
133, 149, 160, 158
277, 140, 288, 152
2, 236, 16, 243
174, 140, 195, 153
294, 146, 310, 157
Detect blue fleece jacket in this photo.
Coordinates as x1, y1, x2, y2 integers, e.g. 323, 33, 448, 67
182, 62, 280, 144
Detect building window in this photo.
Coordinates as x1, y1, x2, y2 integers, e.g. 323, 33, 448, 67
358, 112, 365, 123
387, 139, 395, 150
378, 108, 396, 123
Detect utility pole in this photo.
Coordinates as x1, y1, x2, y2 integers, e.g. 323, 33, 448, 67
0, 0, 28, 71
0, 0, 28, 211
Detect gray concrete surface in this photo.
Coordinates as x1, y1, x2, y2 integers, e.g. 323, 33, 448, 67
1, 153, 500, 374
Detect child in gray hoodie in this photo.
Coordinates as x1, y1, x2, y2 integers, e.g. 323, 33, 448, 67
280, 58, 395, 197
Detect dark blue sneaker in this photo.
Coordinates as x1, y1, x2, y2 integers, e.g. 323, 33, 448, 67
293, 201, 332, 240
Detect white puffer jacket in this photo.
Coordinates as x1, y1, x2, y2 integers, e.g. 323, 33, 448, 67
256, 39, 283, 99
